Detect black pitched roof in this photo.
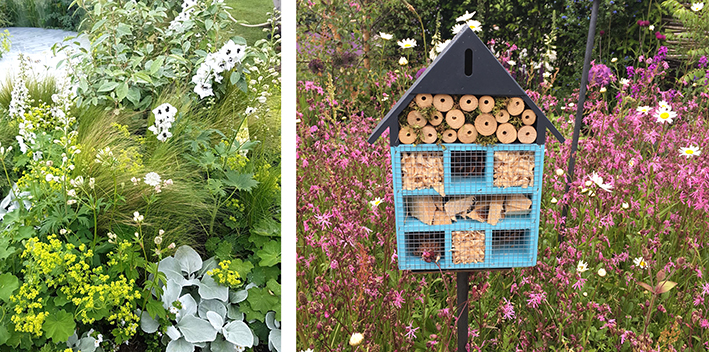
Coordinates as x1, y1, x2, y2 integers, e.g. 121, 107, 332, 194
367, 26, 565, 146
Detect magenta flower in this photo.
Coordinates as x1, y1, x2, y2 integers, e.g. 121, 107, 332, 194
501, 298, 515, 320
404, 322, 419, 340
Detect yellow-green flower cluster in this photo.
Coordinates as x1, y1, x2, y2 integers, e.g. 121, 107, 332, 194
9, 284, 47, 336
207, 260, 241, 288
226, 153, 249, 170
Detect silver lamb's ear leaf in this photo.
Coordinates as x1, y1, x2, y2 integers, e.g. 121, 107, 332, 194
198, 299, 227, 320
77, 337, 97, 352
159, 257, 187, 286
174, 245, 203, 275
206, 311, 224, 330
197, 257, 219, 278
67, 331, 79, 346
210, 335, 238, 352
230, 282, 257, 304
141, 310, 160, 333
265, 311, 276, 330
227, 304, 243, 321
269, 328, 281, 352
166, 337, 194, 352
162, 279, 182, 309
166, 325, 182, 341
177, 315, 218, 343
177, 294, 198, 322
198, 274, 229, 302
222, 320, 254, 347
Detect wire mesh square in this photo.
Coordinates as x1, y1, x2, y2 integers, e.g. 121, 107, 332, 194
451, 150, 485, 182
451, 231, 485, 264
401, 151, 444, 194
405, 231, 445, 266
493, 150, 535, 188
492, 229, 530, 256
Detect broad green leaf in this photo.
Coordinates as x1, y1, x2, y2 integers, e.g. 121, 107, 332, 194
227, 304, 243, 320
266, 279, 281, 297
222, 320, 253, 347
246, 287, 279, 315
205, 19, 213, 30
97, 81, 119, 93
150, 56, 164, 75
42, 309, 76, 343
198, 274, 229, 302
116, 23, 132, 37
637, 282, 654, 294
239, 301, 265, 322
222, 171, 258, 192
126, 87, 141, 106
229, 258, 253, 278
18, 225, 34, 240
0, 273, 19, 302
174, 245, 203, 275
91, 19, 108, 32
655, 280, 678, 294
0, 325, 9, 345
116, 82, 129, 101
133, 72, 153, 84
177, 314, 218, 343
77, 336, 97, 352
230, 71, 240, 85
257, 241, 281, 267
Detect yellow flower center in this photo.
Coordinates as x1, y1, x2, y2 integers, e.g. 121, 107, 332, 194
687, 150, 694, 154
660, 112, 669, 119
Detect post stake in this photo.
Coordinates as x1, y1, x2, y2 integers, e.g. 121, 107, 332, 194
560, 0, 601, 242
457, 272, 469, 352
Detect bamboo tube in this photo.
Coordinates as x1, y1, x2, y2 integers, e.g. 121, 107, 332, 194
507, 97, 524, 115
517, 125, 537, 144
474, 113, 497, 136
457, 123, 478, 143
415, 94, 433, 108
407, 110, 426, 128
445, 109, 465, 129
459, 95, 478, 112
495, 109, 510, 123
399, 125, 417, 144
496, 123, 517, 144
521, 109, 536, 125
441, 129, 457, 143
421, 125, 438, 144
430, 110, 444, 126
479, 95, 495, 113
433, 94, 454, 112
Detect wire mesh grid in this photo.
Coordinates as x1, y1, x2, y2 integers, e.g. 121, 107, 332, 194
392, 144, 544, 270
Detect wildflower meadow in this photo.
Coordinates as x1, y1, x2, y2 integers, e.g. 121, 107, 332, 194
0, 0, 281, 351
297, 0, 709, 351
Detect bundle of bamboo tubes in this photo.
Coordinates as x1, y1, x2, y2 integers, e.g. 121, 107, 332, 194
399, 94, 538, 145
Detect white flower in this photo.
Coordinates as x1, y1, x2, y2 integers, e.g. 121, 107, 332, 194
680, 145, 701, 157
349, 332, 364, 346
620, 78, 630, 86
89, 178, 95, 189
67, 189, 77, 198
144, 172, 161, 187
633, 257, 648, 269
379, 32, 393, 40
636, 106, 650, 114
622, 202, 630, 209
436, 39, 451, 53
133, 211, 144, 223
577, 260, 588, 273
451, 23, 466, 35
598, 268, 607, 277
456, 11, 476, 22
550, 197, 558, 204
369, 197, 384, 209
154, 236, 163, 245
194, 82, 214, 99
543, 71, 552, 78
589, 172, 613, 192
507, 60, 516, 66
45, 174, 54, 182
466, 19, 482, 32
152, 103, 177, 120
157, 130, 173, 142
67, 199, 77, 205
397, 38, 417, 49
398, 57, 408, 66
599, 87, 607, 93
555, 168, 564, 176
691, 2, 704, 11
257, 96, 267, 104
658, 100, 671, 109
245, 107, 255, 114
648, 24, 655, 31
655, 107, 676, 124
611, 57, 618, 63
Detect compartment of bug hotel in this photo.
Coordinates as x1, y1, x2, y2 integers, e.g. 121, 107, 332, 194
400, 151, 445, 195
451, 230, 486, 265
493, 150, 536, 188
404, 231, 445, 265
404, 193, 533, 227
491, 229, 532, 259
398, 95, 538, 145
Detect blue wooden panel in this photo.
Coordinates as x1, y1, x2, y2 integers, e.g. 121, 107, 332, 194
392, 143, 545, 270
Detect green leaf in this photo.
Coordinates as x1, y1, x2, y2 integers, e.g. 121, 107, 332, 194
222, 320, 253, 347
222, 171, 258, 192
230, 71, 241, 85
198, 274, 229, 302
229, 259, 253, 278
205, 19, 214, 30
18, 225, 34, 240
0, 273, 19, 302
126, 87, 141, 106
146, 298, 167, 321
655, 280, 678, 294
266, 279, 281, 297
256, 240, 281, 267
116, 23, 132, 37
97, 81, 120, 93
42, 309, 76, 343
250, 266, 279, 286
116, 82, 129, 101
246, 287, 279, 315
0, 325, 9, 345
133, 72, 153, 84
150, 56, 164, 75
637, 281, 654, 294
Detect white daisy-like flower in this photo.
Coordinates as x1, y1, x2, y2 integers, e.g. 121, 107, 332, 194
543, 71, 552, 78
456, 11, 476, 22
691, 2, 704, 11
636, 106, 651, 114
397, 38, 417, 49
577, 260, 588, 273
589, 172, 613, 192
598, 268, 607, 277
633, 257, 648, 269
550, 197, 558, 204
398, 57, 408, 65
619, 78, 630, 86
655, 107, 676, 124
379, 32, 393, 40
680, 145, 701, 157
144, 172, 162, 187
658, 100, 671, 109
507, 60, 516, 66
369, 197, 384, 209
622, 202, 630, 209
466, 19, 482, 32
648, 25, 655, 31
436, 39, 451, 53
451, 22, 466, 35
